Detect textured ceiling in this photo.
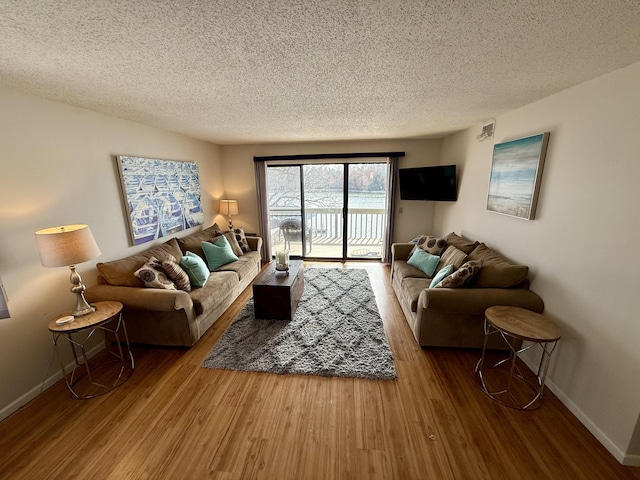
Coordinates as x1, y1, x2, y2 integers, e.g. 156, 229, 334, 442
2, 1, 640, 144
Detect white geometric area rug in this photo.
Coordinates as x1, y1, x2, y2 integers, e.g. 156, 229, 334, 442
202, 268, 397, 380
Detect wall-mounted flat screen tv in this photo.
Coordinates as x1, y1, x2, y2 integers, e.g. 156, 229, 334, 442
399, 165, 457, 201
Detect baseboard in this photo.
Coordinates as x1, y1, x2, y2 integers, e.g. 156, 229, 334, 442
0, 343, 105, 423
520, 355, 637, 466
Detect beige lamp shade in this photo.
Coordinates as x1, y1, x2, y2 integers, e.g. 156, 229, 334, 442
35, 224, 101, 267
219, 199, 239, 216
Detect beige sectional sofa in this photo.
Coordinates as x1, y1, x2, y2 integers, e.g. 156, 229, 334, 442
391, 232, 543, 349
86, 225, 262, 347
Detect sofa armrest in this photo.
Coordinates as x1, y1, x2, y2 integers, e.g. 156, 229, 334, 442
85, 284, 194, 312
418, 287, 544, 315
392, 243, 414, 262
246, 236, 262, 252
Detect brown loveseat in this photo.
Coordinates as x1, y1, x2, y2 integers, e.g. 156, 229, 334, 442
391, 232, 543, 349
86, 225, 262, 347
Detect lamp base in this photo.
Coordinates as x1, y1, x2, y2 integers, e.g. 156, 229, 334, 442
69, 265, 95, 317
72, 296, 95, 317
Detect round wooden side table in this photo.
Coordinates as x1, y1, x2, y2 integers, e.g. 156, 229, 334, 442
475, 305, 561, 410
48, 301, 134, 399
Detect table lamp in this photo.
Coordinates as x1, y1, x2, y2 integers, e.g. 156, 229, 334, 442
219, 199, 238, 230
35, 224, 101, 317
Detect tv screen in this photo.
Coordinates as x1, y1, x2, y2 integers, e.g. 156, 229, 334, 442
399, 165, 457, 201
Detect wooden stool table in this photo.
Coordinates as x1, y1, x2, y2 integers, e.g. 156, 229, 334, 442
475, 305, 561, 410
48, 301, 134, 399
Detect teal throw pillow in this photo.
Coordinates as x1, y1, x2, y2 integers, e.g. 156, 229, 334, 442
179, 251, 210, 287
429, 264, 454, 288
407, 249, 440, 277
202, 236, 239, 271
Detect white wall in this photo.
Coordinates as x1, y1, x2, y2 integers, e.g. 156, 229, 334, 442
0, 86, 222, 420
220, 139, 442, 243
434, 62, 640, 465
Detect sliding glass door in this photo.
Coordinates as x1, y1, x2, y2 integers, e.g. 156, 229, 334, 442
267, 162, 388, 260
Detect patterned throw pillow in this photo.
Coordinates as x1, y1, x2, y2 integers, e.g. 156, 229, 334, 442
410, 235, 447, 256
233, 228, 251, 253
437, 245, 468, 271
434, 260, 483, 288
161, 254, 191, 292
134, 256, 177, 290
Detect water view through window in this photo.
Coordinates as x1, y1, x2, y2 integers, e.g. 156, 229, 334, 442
267, 162, 388, 259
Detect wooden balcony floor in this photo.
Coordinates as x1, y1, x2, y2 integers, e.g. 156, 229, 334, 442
272, 234, 383, 258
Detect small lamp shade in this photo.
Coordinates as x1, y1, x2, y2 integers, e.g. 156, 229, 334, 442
219, 200, 239, 216
35, 224, 101, 317
35, 224, 101, 267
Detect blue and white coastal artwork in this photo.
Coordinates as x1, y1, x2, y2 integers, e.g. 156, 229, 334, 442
117, 156, 204, 245
487, 133, 549, 220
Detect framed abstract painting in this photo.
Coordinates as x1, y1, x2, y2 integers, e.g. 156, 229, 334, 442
116, 156, 204, 245
487, 132, 550, 220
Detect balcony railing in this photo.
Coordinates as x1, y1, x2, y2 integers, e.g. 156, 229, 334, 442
269, 207, 386, 257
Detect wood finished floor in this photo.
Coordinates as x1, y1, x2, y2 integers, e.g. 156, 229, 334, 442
1, 262, 638, 480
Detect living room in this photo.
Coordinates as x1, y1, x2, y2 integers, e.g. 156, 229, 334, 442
1, 2, 639, 478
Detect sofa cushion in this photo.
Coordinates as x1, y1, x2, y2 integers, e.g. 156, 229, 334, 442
467, 243, 529, 288
97, 237, 183, 287
435, 260, 483, 288
437, 245, 468, 272
394, 259, 430, 280
429, 264, 454, 288
177, 224, 222, 259
134, 257, 177, 290
444, 232, 480, 254
407, 249, 440, 277
202, 236, 239, 270
188, 271, 239, 315
179, 252, 210, 288
213, 251, 260, 281
410, 235, 448, 256
401, 277, 431, 312
162, 254, 191, 292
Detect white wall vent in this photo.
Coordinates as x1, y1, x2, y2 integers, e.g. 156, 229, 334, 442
477, 120, 495, 141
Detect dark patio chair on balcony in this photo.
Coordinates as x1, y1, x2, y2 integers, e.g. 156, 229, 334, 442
279, 218, 312, 254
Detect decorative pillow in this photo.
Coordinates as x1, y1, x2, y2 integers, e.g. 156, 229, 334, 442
233, 228, 251, 253
161, 254, 191, 292
429, 264, 454, 288
437, 245, 468, 272
407, 249, 441, 277
179, 252, 210, 287
410, 235, 447, 256
435, 260, 483, 288
134, 256, 176, 290
214, 231, 244, 256
202, 236, 239, 270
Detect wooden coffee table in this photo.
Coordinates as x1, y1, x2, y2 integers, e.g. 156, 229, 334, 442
252, 260, 304, 320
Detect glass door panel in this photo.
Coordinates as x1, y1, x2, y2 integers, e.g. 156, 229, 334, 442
266, 166, 307, 257
303, 164, 344, 258
346, 163, 388, 259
